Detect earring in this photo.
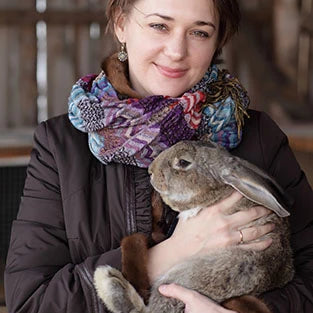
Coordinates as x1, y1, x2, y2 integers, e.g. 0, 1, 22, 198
117, 42, 128, 62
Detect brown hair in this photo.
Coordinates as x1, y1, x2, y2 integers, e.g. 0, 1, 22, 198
213, 0, 241, 60
105, 0, 240, 61
105, 0, 137, 34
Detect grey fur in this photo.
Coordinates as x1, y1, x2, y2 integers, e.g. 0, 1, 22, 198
94, 140, 294, 313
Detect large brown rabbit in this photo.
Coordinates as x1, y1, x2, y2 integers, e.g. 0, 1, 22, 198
94, 140, 294, 313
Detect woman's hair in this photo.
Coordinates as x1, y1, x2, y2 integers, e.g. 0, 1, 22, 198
213, 0, 241, 59
105, 0, 240, 61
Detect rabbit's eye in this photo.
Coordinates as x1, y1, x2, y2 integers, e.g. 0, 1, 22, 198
178, 159, 191, 168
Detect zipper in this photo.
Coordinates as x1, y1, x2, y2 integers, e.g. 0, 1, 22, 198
125, 166, 137, 235
77, 264, 101, 313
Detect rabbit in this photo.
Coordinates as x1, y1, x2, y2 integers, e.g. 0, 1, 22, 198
94, 140, 294, 313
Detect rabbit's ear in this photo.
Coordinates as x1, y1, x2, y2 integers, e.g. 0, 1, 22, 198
218, 156, 292, 217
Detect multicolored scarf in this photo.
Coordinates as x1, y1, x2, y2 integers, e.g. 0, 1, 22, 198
68, 64, 249, 168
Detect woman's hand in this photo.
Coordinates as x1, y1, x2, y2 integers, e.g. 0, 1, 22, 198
170, 191, 274, 256
158, 284, 238, 313
147, 191, 274, 281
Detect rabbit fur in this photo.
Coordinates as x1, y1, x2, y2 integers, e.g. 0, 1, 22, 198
94, 140, 294, 313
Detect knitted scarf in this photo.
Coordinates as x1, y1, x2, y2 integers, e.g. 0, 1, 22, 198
68, 61, 249, 168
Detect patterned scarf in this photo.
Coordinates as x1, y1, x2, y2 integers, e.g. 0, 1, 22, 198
68, 64, 249, 168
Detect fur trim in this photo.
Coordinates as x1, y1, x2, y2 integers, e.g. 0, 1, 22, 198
101, 53, 141, 99
223, 295, 273, 313
121, 233, 151, 302
151, 190, 167, 243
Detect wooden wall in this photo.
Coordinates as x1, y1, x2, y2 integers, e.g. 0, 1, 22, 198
0, 0, 115, 130
225, 0, 313, 122
0, 0, 37, 128
0, 0, 312, 130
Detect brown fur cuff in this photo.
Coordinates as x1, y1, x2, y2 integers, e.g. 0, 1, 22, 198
121, 233, 151, 302
223, 295, 273, 313
101, 54, 141, 99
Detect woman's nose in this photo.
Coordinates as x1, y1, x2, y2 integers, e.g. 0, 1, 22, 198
163, 33, 188, 61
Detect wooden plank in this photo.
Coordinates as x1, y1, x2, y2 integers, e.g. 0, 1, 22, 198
86, 0, 116, 72
47, 24, 76, 117
7, 25, 22, 127
0, 0, 34, 7
98, 0, 117, 64
75, 24, 92, 77
0, 146, 32, 158
298, 33, 311, 97
6, 25, 37, 128
0, 0, 37, 128
74, 0, 91, 78
74, 0, 91, 77
100, 24, 117, 61
19, 25, 38, 126
301, 14, 313, 33
0, 9, 107, 25
293, 150, 313, 187
46, 0, 76, 118
95, 0, 117, 67
310, 37, 313, 104
46, 0, 77, 9
289, 137, 313, 153
282, 124, 313, 153
0, 27, 9, 128
73, 0, 116, 78
273, 0, 299, 79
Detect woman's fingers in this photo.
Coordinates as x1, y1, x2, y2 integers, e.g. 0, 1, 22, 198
234, 223, 275, 250
239, 223, 275, 243
159, 284, 237, 313
229, 206, 271, 227
220, 223, 274, 248
171, 191, 275, 258
216, 191, 243, 212
241, 223, 275, 242
159, 283, 197, 303
240, 238, 273, 251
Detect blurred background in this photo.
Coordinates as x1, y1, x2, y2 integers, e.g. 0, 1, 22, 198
0, 0, 313, 310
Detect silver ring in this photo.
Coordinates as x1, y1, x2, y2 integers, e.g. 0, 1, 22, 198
239, 230, 244, 245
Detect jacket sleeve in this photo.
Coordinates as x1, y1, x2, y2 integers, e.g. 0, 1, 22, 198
258, 113, 313, 313
4, 121, 119, 313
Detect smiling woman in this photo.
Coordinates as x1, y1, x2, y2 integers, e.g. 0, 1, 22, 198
4, 1, 313, 313
113, 0, 218, 97
109, 0, 238, 97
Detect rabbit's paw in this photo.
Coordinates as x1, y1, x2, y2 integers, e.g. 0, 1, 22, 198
94, 265, 146, 313
222, 295, 272, 313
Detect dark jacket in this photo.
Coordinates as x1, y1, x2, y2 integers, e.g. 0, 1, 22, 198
4, 110, 313, 313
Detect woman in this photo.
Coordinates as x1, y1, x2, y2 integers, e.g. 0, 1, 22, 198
4, 0, 313, 312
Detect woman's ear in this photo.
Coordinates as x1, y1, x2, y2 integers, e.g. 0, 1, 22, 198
114, 10, 127, 43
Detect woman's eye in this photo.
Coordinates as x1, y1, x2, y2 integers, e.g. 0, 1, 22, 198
149, 23, 168, 32
191, 30, 209, 38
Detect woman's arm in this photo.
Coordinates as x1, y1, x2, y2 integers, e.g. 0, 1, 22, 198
147, 193, 273, 282
256, 112, 313, 312
4, 121, 115, 313
159, 284, 238, 313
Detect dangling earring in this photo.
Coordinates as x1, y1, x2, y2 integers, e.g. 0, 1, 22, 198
118, 42, 128, 62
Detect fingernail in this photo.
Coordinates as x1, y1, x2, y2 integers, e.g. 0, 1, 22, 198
159, 285, 168, 292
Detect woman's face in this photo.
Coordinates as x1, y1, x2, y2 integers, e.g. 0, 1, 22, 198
115, 0, 219, 97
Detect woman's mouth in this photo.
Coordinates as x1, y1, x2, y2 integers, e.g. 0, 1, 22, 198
155, 64, 188, 79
